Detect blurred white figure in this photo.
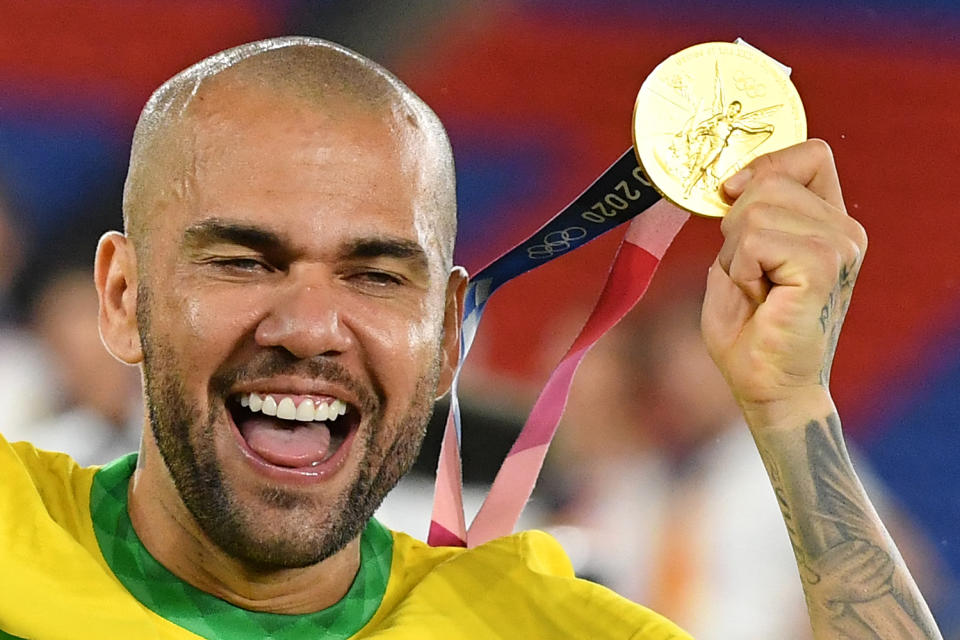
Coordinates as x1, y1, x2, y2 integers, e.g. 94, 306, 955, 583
27, 266, 142, 465
0, 329, 59, 441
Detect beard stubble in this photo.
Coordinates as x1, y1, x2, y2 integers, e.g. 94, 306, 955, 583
136, 284, 438, 571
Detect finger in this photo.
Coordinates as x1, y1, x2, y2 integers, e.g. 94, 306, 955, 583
702, 257, 757, 352
719, 225, 858, 297
721, 200, 842, 267
724, 171, 841, 230
720, 211, 865, 293
722, 171, 867, 258
723, 139, 844, 211
724, 234, 772, 305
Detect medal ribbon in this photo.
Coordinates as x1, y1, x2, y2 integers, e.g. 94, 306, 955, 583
428, 149, 690, 547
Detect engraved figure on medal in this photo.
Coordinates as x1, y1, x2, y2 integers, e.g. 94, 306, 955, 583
680, 64, 781, 195
663, 61, 781, 199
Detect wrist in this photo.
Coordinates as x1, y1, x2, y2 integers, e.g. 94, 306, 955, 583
737, 385, 837, 435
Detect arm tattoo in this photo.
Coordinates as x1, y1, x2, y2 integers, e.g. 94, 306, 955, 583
757, 415, 943, 638
819, 263, 857, 385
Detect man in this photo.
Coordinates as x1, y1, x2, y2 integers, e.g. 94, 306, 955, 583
0, 37, 942, 638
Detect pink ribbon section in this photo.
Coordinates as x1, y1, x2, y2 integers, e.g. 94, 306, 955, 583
429, 199, 690, 547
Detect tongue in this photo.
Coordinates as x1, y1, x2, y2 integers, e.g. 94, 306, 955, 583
239, 416, 332, 468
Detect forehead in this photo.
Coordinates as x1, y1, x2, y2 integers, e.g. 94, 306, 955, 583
160, 83, 437, 249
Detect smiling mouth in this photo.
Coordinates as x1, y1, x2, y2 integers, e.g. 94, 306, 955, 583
227, 392, 359, 470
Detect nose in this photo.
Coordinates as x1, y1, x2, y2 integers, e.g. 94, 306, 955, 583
254, 270, 356, 360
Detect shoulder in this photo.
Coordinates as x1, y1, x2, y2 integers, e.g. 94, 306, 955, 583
367, 528, 691, 639
0, 432, 98, 513
0, 433, 102, 558
0, 436, 153, 638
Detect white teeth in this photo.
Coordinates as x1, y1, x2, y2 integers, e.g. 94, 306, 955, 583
240, 393, 348, 423
315, 402, 330, 421
276, 397, 297, 420
261, 395, 278, 416
295, 399, 315, 422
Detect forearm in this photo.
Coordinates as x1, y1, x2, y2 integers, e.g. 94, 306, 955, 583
751, 407, 942, 638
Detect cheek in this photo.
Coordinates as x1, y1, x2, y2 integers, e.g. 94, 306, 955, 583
183, 292, 262, 342
405, 312, 440, 354
407, 291, 448, 356
364, 310, 439, 363
358, 298, 445, 392
155, 282, 264, 375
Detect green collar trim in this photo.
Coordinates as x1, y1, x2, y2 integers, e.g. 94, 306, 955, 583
90, 454, 392, 640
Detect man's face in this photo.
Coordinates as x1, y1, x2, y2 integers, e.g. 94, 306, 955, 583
135, 85, 456, 569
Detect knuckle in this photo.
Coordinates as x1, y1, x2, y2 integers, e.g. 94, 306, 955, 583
719, 209, 735, 236
749, 156, 780, 182
747, 150, 776, 175
738, 201, 769, 228
752, 169, 782, 190
806, 138, 834, 161
722, 200, 765, 237
738, 225, 765, 257
847, 217, 868, 254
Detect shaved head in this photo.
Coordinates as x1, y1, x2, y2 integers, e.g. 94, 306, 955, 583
123, 36, 457, 269
104, 37, 469, 579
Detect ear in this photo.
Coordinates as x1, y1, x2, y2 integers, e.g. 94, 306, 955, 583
94, 232, 143, 364
435, 266, 468, 398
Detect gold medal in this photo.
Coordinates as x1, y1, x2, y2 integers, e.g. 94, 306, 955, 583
633, 42, 807, 217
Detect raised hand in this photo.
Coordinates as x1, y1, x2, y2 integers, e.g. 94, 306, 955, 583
699, 140, 942, 638
701, 139, 867, 427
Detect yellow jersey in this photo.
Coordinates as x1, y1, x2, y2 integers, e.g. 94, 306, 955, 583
0, 435, 690, 639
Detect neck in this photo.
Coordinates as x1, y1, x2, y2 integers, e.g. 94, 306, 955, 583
127, 443, 362, 614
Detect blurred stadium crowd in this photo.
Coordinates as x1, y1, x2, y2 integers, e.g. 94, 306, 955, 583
0, 0, 958, 635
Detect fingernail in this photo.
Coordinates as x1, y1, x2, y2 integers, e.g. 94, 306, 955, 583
723, 167, 753, 195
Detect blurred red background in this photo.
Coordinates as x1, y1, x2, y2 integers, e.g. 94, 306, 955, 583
0, 0, 957, 622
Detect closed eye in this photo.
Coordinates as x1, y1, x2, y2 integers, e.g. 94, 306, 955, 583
207, 257, 275, 274
352, 270, 404, 286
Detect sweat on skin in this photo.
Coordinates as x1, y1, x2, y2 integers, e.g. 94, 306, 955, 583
94, 38, 467, 613
83, 35, 943, 639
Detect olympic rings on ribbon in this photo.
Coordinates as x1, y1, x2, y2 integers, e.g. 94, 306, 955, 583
526, 226, 588, 259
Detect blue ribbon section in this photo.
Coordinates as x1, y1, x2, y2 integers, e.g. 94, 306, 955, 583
455, 148, 662, 441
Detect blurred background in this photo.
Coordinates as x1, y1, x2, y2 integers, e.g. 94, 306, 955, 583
0, 0, 957, 636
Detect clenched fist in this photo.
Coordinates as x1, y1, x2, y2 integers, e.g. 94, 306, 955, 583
701, 139, 868, 429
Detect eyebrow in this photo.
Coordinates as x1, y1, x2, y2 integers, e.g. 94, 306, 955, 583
182, 219, 287, 253
339, 237, 430, 273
